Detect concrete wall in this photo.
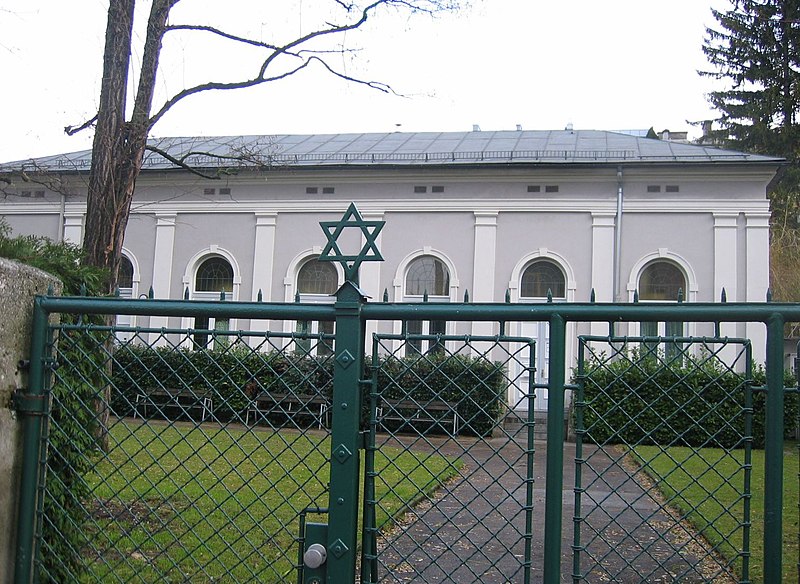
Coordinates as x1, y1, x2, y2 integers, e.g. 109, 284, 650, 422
0, 258, 61, 584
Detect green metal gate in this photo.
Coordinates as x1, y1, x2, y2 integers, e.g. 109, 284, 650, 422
573, 335, 754, 582
360, 332, 536, 583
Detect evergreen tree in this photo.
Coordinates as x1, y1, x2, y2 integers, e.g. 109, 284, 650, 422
702, 0, 800, 157
701, 0, 800, 300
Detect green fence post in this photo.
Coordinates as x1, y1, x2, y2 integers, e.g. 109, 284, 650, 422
764, 314, 784, 583
326, 281, 366, 584
14, 297, 50, 584
543, 313, 566, 583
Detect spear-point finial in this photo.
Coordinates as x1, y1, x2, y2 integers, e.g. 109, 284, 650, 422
220, 290, 226, 301
148, 286, 154, 299
423, 289, 429, 302
766, 288, 773, 302
184, 287, 190, 300
721, 288, 727, 303
677, 288, 684, 303
257, 289, 263, 302
464, 289, 470, 303
47, 284, 54, 296
590, 288, 596, 303
295, 291, 301, 303
383, 288, 389, 303
547, 288, 553, 303
80, 283, 87, 296
505, 289, 511, 303
633, 290, 639, 303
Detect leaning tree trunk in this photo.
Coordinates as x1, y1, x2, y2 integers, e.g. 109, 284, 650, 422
82, 0, 161, 450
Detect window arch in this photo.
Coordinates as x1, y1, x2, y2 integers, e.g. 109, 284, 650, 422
297, 259, 338, 295
639, 261, 686, 301
195, 257, 234, 293
637, 260, 687, 360
119, 256, 134, 290
520, 260, 566, 299
406, 255, 450, 296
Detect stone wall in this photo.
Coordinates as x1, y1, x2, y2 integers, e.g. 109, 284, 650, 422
0, 258, 61, 584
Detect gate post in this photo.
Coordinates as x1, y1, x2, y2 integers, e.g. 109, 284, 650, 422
763, 314, 784, 583
543, 314, 566, 583
14, 296, 50, 584
326, 281, 366, 584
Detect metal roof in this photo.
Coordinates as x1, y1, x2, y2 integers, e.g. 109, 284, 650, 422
1, 130, 784, 172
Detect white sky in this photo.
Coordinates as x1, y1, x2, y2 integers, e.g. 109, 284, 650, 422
0, 0, 730, 162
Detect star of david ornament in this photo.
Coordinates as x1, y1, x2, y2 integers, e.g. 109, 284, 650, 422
319, 202, 384, 283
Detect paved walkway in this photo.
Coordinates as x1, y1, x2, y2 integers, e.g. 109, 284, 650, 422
367, 432, 736, 583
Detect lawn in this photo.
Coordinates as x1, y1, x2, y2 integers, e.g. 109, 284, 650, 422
80, 420, 461, 583
633, 443, 798, 583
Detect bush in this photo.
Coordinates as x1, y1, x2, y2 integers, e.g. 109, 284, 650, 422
579, 352, 799, 449
111, 345, 506, 435
374, 352, 506, 437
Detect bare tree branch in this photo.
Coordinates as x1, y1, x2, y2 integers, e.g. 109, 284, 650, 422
148, 0, 422, 127
64, 115, 99, 136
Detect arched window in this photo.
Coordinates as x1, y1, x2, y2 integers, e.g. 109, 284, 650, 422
520, 260, 566, 298
639, 261, 686, 301
195, 257, 234, 293
192, 256, 234, 349
119, 256, 134, 290
295, 258, 338, 356
638, 261, 687, 359
297, 260, 338, 295
404, 256, 451, 355
406, 256, 450, 296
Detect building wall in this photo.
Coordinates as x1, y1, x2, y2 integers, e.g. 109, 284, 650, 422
0, 162, 775, 383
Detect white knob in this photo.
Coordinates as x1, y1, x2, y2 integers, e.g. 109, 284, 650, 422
304, 543, 327, 569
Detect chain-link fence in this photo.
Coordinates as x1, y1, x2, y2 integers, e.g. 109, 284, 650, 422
14, 295, 800, 583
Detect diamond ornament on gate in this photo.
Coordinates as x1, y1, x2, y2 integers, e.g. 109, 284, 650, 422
319, 202, 384, 282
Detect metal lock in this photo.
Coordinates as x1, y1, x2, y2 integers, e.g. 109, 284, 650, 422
304, 543, 327, 569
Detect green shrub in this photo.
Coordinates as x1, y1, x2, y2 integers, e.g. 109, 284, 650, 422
374, 352, 506, 437
111, 345, 505, 435
579, 352, 799, 449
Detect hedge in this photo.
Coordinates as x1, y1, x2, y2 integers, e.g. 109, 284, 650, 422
579, 353, 799, 449
111, 345, 506, 436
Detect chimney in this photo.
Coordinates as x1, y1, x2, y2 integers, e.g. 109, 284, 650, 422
472, 124, 481, 132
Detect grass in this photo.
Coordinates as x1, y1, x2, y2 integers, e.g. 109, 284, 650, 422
79, 420, 461, 583
633, 443, 799, 583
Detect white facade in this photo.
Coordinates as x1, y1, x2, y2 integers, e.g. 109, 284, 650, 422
0, 130, 782, 410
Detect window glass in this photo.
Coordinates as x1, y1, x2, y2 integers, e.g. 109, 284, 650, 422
520, 260, 566, 298
298, 260, 338, 295
406, 256, 450, 296
119, 256, 134, 289
195, 257, 234, 292
639, 262, 685, 301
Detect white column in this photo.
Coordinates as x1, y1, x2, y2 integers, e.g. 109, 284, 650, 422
150, 214, 176, 344
471, 212, 498, 339
361, 212, 385, 343
746, 214, 770, 363
63, 213, 84, 245
714, 214, 738, 301
714, 213, 739, 362
590, 213, 615, 337
250, 214, 277, 340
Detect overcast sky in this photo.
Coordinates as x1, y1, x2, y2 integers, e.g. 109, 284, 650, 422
1, 0, 729, 162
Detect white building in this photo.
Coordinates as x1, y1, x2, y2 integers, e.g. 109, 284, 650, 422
0, 129, 782, 411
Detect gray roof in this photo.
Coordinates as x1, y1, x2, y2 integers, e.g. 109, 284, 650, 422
2, 130, 784, 172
